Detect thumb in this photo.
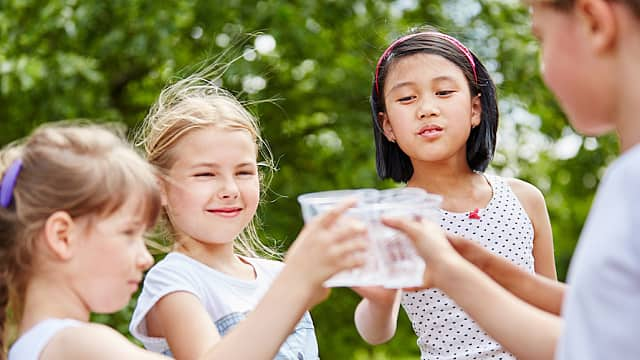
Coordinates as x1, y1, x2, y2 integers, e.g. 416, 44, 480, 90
381, 217, 425, 241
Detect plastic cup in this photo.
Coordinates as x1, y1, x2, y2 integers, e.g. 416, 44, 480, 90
297, 188, 442, 288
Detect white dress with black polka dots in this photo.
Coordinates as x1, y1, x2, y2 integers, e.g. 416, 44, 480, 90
402, 174, 534, 360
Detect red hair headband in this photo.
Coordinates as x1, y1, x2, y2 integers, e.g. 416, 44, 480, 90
374, 32, 478, 95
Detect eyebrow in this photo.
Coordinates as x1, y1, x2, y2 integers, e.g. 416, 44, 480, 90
190, 162, 256, 168
385, 75, 460, 96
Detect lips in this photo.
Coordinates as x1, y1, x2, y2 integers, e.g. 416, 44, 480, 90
128, 280, 141, 290
207, 207, 243, 217
417, 124, 443, 137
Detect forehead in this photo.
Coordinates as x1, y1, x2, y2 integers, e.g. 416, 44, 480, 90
385, 53, 467, 85
172, 126, 257, 163
90, 196, 147, 230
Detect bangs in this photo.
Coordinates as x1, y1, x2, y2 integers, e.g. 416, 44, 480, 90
94, 147, 161, 229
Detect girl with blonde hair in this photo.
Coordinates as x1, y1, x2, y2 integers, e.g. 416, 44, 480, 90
129, 70, 352, 359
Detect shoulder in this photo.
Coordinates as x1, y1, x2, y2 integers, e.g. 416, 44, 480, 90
137, 253, 204, 308
44, 323, 159, 359
145, 253, 202, 283
243, 256, 284, 274
605, 145, 640, 186
503, 177, 546, 208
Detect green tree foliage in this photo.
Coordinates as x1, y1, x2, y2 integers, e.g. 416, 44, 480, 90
0, 0, 619, 358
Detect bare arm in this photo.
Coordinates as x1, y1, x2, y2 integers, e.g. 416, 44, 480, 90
450, 235, 566, 315
147, 292, 221, 360
508, 178, 557, 280
203, 199, 369, 359
383, 217, 562, 360
43, 324, 168, 360
352, 287, 401, 344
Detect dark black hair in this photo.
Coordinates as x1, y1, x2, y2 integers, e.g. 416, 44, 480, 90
370, 30, 499, 183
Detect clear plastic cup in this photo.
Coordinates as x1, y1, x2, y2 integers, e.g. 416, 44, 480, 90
297, 188, 442, 288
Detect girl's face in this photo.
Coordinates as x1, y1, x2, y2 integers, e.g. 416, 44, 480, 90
531, 3, 616, 135
380, 53, 481, 168
163, 126, 260, 251
73, 198, 154, 313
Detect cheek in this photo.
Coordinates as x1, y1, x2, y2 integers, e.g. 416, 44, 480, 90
243, 180, 261, 209
541, 47, 561, 93
384, 112, 412, 138
167, 183, 201, 207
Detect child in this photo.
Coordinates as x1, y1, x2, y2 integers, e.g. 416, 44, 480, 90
128, 73, 348, 359
1, 122, 367, 360
353, 29, 557, 359
382, 0, 640, 359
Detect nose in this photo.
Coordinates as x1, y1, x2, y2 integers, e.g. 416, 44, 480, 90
417, 97, 440, 119
217, 176, 240, 200
137, 241, 154, 271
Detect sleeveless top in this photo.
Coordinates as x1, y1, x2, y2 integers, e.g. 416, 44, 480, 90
402, 174, 535, 360
9, 318, 84, 360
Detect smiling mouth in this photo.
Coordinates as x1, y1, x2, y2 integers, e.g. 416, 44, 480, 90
207, 208, 243, 217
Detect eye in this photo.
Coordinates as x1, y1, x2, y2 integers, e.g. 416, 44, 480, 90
397, 95, 416, 103
194, 172, 215, 177
237, 170, 257, 177
435, 90, 455, 96
122, 228, 139, 237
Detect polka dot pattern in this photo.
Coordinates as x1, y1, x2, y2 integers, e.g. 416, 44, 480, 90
402, 174, 535, 359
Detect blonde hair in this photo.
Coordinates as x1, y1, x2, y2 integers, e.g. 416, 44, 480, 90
0, 121, 161, 357
136, 71, 278, 259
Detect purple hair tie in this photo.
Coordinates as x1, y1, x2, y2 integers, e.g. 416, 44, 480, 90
0, 159, 23, 208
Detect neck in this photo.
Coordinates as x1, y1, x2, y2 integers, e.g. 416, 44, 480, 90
610, 7, 640, 152
174, 239, 255, 280
616, 54, 640, 153
407, 158, 476, 195
20, 273, 89, 334
407, 160, 492, 213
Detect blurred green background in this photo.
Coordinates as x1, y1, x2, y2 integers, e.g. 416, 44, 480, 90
0, 0, 618, 358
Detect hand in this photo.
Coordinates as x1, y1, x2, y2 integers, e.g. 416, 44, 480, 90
448, 234, 494, 273
352, 286, 400, 306
285, 199, 368, 306
381, 216, 462, 289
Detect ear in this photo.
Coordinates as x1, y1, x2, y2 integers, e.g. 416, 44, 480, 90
378, 112, 396, 142
157, 177, 169, 207
575, 0, 617, 53
470, 94, 482, 128
43, 211, 76, 261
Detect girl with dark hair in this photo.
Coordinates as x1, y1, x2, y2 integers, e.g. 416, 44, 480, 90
353, 29, 557, 359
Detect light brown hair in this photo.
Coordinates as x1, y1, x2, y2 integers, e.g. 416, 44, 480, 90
0, 122, 161, 357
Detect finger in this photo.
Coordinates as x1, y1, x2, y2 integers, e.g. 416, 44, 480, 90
381, 216, 432, 240
447, 234, 484, 258
316, 198, 358, 227
327, 219, 368, 245
338, 249, 367, 270
447, 234, 471, 250
331, 237, 369, 258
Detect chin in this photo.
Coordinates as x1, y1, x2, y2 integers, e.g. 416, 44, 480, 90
572, 118, 615, 137
92, 298, 131, 314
